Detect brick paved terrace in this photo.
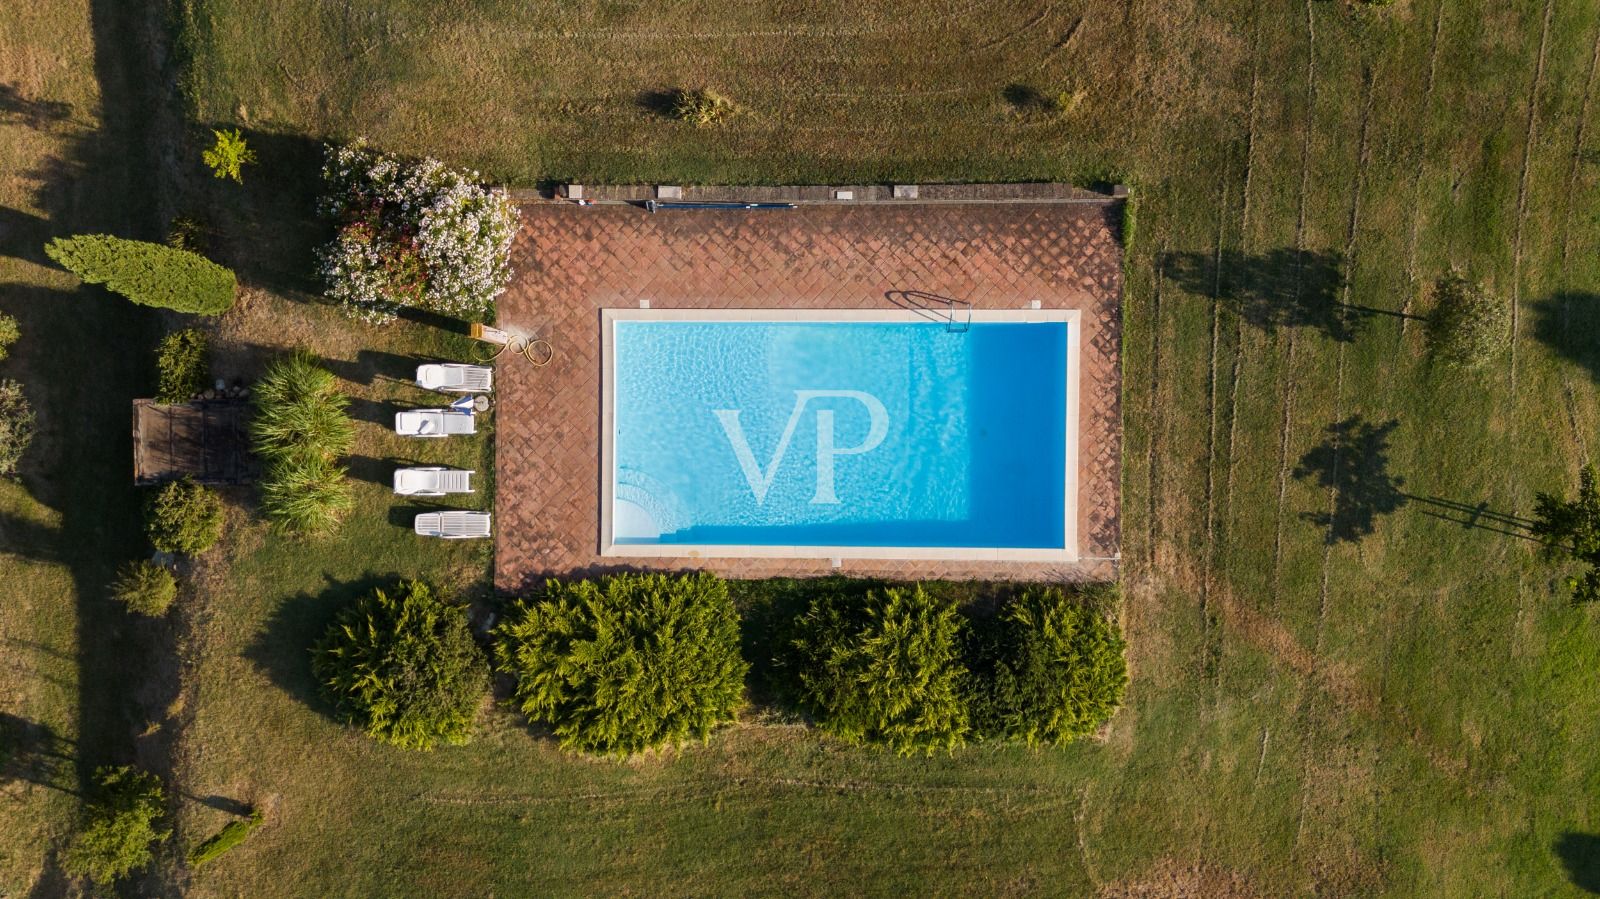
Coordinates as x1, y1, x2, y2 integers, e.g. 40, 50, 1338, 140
494, 190, 1124, 592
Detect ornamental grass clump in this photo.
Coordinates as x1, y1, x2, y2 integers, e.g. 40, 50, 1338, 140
250, 352, 354, 536
318, 139, 517, 324
1425, 275, 1509, 369
496, 572, 748, 757
312, 581, 489, 750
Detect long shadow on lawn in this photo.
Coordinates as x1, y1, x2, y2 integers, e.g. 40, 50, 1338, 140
1157, 248, 1413, 343
244, 572, 401, 717
0, 713, 78, 797
1532, 292, 1600, 384
1292, 416, 1408, 544
1558, 833, 1600, 894
198, 126, 331, 300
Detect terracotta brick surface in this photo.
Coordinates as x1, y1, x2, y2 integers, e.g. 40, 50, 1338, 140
495, 201, 1123, 591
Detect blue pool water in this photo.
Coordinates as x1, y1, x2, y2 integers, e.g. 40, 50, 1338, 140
610, 319, 1068, 549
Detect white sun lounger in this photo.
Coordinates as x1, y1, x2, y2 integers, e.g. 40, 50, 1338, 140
392, 467, 475, 496
414, 511, 491, 539
394, 409, 476, 437
416, 363, 493, 394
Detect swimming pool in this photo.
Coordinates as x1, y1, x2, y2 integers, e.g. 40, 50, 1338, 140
600, 309, 1079, 561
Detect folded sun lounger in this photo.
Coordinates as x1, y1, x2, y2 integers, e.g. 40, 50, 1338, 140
394, 408, 476, 437
414, 511, 491, 539
392, 467, 475, 496
416, 363, 493, 394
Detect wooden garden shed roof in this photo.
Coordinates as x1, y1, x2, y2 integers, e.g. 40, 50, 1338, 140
132, 399, 255, 485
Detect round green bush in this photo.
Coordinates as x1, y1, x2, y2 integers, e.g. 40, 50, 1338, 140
155, 328, 211, 403
790, 585, 969, 756
1425, 275, 1510, 368
0, 312, 18, 361
62, 766, 170, 885
0, 379, 34, 478
111, 561, 178, 617
971, 586, 1128, 746
312, 581, 489, 750
495, 572, 748, 756
144, 477, 223, 554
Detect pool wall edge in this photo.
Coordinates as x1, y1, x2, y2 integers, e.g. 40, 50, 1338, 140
598, 307, 1081, 563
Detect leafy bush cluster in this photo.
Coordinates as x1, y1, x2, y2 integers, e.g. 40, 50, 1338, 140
786, 584, 1127, 755
62, 766, 169, 885
166, 214, 211, 253
111, 560, 178, 617
144, 477, 224, 554
1425, 275, 1509, 368
312, 581, 489, 750
495, 572, 747, 756
0, 379, 35, 478
188, 810, 264, 868
1533, 464, 1600, 604
202, 128, 257, 183
44, 234, 236, 315
156, 328, 211, 402
0, 312, 18, 361
251, 352, 354, 536
318, 139, 517, 324
671, 88, 736, 126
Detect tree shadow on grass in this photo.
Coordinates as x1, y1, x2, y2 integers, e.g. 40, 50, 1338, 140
1531, 292, 1600, 384
0, 82, 73, 130
1158, 248, 1379, 343
1293, 416, 1408, 544
243, 572, 399, 718
196, 126, 331, 300
1558, 832, 1600, 894
0, 712, 78, 796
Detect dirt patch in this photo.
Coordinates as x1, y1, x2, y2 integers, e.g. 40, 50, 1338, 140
1098, 859, 1263, 899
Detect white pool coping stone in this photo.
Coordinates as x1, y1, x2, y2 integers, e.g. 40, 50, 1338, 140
599, 307, 1081, 562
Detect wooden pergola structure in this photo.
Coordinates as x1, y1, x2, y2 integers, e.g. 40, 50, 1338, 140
132, 399, 256, 485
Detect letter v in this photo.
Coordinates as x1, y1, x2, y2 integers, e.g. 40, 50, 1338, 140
713, 394, 810, 505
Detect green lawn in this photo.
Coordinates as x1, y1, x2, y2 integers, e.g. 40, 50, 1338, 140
6, 0, 1600, 895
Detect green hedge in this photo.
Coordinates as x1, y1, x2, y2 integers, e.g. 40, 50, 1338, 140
0, 379, 34, 478
45, 234, 236, 315
496, 572, 748, 756
312, 581, 489, 750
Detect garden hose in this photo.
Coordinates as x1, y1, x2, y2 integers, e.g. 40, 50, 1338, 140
472, 335, 555, 367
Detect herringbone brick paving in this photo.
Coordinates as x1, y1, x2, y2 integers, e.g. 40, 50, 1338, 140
495, 201, 1123, 591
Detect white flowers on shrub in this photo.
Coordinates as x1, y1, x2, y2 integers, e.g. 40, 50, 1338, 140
318, 139, 517, 324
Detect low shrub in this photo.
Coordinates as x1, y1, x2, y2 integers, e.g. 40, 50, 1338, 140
1425, 275, 1509, 368
188, 810, 264, 868
1002, 83, 1084, 120
318, 139, 517, 323
312, 581, 489, 750
165, 215, 210, 253
496, 572, 747, 756
202, 128, 257, 183
965, 586, 1127, 746
0, 379, 35, 478
44, 234, 236, 315
251, 352, 354, 535
0, 312, 17, 361
789, 585, 969, 756
62, 766, 169, 885
155, 329, 211, 402
111, 561, 178, 616
671, 88, 736, 126
144, 477, 224, 554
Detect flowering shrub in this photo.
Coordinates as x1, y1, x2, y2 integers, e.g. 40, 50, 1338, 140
318, 140, 517, 324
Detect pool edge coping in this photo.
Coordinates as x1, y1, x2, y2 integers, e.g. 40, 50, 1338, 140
598, 307, 1081, 563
